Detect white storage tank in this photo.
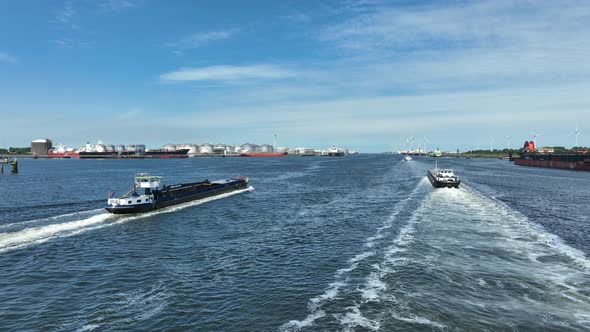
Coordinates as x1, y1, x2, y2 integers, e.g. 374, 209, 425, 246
126, 144, 137, 152
136, 144, 146, 153
287, 148, 297, 155
232, 145, 242, 153
187, 144, 199, 155
213, 144, 227, 154
241, 143, 258, 153
116, 144, 126, 152
259, 144, 274, 152
200, 144, 213, 154
105, 144, 115, 152
163, 144, 177, 152
275, 147, 288, 153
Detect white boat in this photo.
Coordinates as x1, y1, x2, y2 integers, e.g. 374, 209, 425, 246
427, 161, 460, 188
403, 155, 412, 161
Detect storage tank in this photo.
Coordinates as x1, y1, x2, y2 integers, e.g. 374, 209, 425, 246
275, 146, 288, 153
116, 144, 126, 152
187, 144, 199, 154
136, 144, 146, 153
95, 143, 106, 152
259, 144, 274, 152
126, 144, 137, 152
31, 138, 52, 156
287, 148, 297, 155
200, 144, 213, 154
241, 143, 258, 153
105, 144, 115, 152
163, 144, 177, 152
232, 145, 242, 153
213, 144, 227, 154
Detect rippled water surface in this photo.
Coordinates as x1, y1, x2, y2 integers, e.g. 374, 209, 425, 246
1, 155, 589, 331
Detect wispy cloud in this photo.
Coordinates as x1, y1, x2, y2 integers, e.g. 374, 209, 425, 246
100, 0, 135, 12
160, 65, 294, 82
50, 38, 92, 48
0, 52, 17, 64
167, 29, 239, 51
52, 1, 75, 25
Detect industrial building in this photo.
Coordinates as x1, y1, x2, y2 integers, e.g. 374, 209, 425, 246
31, 138, 52, 156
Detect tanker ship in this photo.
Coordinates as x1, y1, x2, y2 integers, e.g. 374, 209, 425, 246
77, 141, 189, 159
513, 140, 590, 171
105, 173, 249, 214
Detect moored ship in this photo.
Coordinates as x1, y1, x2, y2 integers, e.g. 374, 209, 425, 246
513, 140, 590, 171
105, 173, 250, 214
240, 152, 287, 157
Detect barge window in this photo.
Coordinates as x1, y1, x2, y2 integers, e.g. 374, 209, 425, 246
128, 201, 132, 204
137, 199, 141, 203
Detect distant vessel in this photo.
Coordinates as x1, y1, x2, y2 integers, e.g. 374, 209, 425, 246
77, 140, 189, 159
427, 161, 460, 188
432, 148, 442, 157
240, 152, 287, 157
513, 140, 590, 171
327, 146, 345, 156
47, 144, 79, 158
403, 155, 412, 161
105, 173, 249, 214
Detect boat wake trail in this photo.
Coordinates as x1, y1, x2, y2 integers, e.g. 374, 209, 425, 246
280, 178, 428, 331
0, 186, 254, 254
344, 185, 590, 330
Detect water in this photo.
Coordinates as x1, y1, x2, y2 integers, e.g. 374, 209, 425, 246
0, 156, 589, 331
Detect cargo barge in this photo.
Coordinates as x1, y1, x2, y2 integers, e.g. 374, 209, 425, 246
105, 173, 249, 214
514, 152, 590, 171
513, 140, 590, 171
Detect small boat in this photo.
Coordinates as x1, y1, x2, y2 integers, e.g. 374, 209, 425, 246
403, 155, 412, 161
105, 173, 249, 214
427, 161, 460, 188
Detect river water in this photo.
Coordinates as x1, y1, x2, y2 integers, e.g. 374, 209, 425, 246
0, 155, 589, 331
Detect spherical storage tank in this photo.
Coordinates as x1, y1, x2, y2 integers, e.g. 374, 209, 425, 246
259, 144, 274, 152
200, 144, 213, 154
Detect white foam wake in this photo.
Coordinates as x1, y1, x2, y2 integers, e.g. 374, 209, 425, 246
280, 179, 427, 331
0, 186, 254, 254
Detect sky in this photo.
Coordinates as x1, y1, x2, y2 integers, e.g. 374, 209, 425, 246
1, 0, 589, 152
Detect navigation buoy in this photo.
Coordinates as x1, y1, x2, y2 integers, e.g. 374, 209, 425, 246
10, 160, 18, 173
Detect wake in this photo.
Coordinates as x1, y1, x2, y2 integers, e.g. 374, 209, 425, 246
0, 186, 254, 254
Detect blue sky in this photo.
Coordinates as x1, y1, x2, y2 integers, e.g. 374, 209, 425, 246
1, 0, 589, 152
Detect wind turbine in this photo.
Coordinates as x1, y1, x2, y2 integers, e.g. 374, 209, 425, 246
422, 136, 430, 154
505, 136, 511, 150
489, 136, 494, 152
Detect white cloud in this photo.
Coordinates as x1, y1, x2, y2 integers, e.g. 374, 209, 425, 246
0, 52, 17, 64
160, 65, 294, 82
100, 0, 135, 12
53, 1, 75, 24
167, 29, 239, 50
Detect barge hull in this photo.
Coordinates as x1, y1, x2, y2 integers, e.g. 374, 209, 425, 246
105, 180, 247, 214
514, 158, 590, 171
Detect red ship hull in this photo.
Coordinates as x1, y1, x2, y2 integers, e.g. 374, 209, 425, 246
47, 152, 79, 158
240, 152, 287, 157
